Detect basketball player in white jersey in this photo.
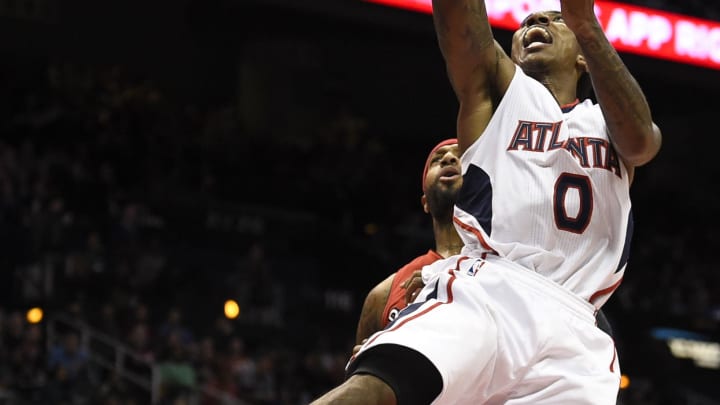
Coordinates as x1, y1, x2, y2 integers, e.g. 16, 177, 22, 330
310, 0, 661, 403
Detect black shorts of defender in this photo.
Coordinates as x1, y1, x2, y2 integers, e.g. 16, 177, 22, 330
596, 309, 613, 337
346, 344, 442, 404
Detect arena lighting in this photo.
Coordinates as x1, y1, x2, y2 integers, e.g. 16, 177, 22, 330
652, 328, 720, 369
26, 307, 43, 324
619, 374, 630, 390
224, 299, 241, 319
363, 0, 720, 70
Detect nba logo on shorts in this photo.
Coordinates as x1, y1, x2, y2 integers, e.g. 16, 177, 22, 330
467, 260, 485, 276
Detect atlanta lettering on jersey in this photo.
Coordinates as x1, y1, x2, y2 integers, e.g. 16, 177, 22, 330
506, 120, 622, 178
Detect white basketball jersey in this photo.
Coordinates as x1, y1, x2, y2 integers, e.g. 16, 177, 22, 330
454, 67, 632, 308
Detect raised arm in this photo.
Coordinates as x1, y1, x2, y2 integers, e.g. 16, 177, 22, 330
431, 0, 515, 153
560, 0, 662, 168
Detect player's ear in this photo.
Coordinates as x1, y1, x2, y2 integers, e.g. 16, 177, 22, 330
576, 54, 588, 74
421, 195, 430, 214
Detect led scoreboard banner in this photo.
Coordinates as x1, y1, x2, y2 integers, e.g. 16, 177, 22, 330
364, 0, 720, 70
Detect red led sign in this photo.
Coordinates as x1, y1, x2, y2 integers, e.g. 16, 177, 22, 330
365, 0, 720, 70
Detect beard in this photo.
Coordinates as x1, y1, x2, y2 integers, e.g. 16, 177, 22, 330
425, 184, 459, 222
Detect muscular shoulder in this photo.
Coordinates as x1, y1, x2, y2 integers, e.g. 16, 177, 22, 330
367, 274, 394, 308
355, 252, 443, 344
355, 274, 395, 345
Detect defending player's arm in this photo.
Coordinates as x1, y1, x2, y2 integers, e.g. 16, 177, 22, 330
355, 274, 394, 345
560, 0, 661, 168
431, 0, 515, 153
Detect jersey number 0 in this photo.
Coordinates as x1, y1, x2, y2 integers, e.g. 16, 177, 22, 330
553, 172, 593, 234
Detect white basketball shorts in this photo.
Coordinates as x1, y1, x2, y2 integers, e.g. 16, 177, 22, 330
350, 254, 620, 404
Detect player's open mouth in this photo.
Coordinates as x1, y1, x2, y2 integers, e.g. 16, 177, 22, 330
523, 26, 553, 49
439, 167, 461, 182
440, 174, 460, 180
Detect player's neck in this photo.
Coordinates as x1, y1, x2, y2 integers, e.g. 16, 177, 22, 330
433, 221, 464, 259
530, 71, 579, 106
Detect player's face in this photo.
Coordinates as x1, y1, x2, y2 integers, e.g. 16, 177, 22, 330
510, 10, 582, 73
424, 144, 462, 200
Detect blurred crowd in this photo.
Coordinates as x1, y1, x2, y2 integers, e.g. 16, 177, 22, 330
0, 0, 719, 403
0, 61, 365, 404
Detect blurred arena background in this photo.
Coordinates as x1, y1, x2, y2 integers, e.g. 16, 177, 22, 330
0, 0, 719, 403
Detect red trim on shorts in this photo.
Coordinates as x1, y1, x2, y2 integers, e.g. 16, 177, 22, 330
589, 277, 623, 305
452, 217, 497, 253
